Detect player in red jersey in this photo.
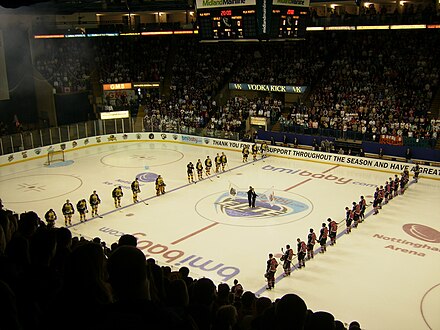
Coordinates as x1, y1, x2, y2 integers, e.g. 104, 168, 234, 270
359, 196, 367, 221
281, 244, 294, 276
352, 201, 361, 227
318, 223, 328, 253
307, 228, 317, 259
327, 218, 338, 245
265, 253, 278, 290
393, 175, 400, 197
345, 206, 353, 234
296, 238, 307, 268
378, 186, 385, 209
373, 188, 380, 215
389, 178, 395, 201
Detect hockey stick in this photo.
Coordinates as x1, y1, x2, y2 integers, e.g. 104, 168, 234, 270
205, 170, 213, 182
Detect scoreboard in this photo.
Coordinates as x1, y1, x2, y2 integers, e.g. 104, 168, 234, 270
270, 6, 308, 39
197, 7, 258, 40
196, 0, 309, 41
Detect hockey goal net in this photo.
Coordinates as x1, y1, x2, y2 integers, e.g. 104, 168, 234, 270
46, 150, 65, 165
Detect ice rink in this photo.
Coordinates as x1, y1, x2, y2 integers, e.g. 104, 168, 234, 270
1, 140, 439, 329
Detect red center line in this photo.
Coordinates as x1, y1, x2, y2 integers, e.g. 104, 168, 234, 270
322, 164, 340, 173
284, 178, 312, 191
171, 222, 219, 245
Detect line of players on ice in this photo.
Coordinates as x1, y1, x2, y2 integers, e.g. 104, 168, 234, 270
185, 142, 268, 184
43, 175, 166, 228
264, 163, 421, 290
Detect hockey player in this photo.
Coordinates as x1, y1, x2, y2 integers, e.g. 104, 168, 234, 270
400, 171, 408, 194
155, 175, 166, 196
62, 199, 74, 227
307, 228, 317, 260
373, 188, 380, 215
196, 159, 203, 180
389, 178, 395, 201
345, 206, 353, 234
89, 190, 101, 217
393, 175, 400, 197
282, 244, 294, 276
413, 163, 420, 183
187, 162, 195, 183
205, 156, 212, 176
327, 218, 338, 246
352, 201, 361, 227
384, 181, 391, 204
378, 186, 385, 208
131, 178, 141, 203
265, 253, 278, 290
76, 198, 88, 222
296, 238, 307, 268
215, 153, 221, 173
359, 195, 367, 221
242, 145, 249, 162
112, 186, 123, 208
318, 223, 328, 253
220, 152, 227, 172
251, 143, 258, 161
261, 141, 268, 158
45, 208, 57, 229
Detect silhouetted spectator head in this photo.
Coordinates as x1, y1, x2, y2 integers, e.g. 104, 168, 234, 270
275, 293, 307, 329
118, 234, 137, 247
256, 296, 272, 315
179, 266, 190, 278
55, 227, 72, 249
30, 227, 57, 265
19, 211, 40, 237
335, 320, 346, 330
349, 320, 361, 329
166, 278, 189, 307
192, 277, 216, 306
308, 311, 335, 330
108, 245, 150, 301
241, 291, 256, 310
213, 304, 238, 329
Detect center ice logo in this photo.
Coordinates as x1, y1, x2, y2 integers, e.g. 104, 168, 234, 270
195, 189, 312, 227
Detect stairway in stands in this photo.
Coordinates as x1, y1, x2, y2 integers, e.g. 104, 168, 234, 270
428, 87, 440, 149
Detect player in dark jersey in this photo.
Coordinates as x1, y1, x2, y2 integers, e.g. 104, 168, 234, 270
261, 141, 268, 158
62, 199, 75, 226
76, 199, 88, 222
378, 186, 385, 209
220, 152, 227, 172
297, 238, 307, 268
187, 162, 195, 183
393, 175, 400, 197
352, 201, 360, 227
265, 253, 278, 290
251, 143, 258, 161
307, 228, 317, 259
318, 223, 328, 253
215, 153, 221, 173
373, 188, 380, 215
282, 244, 294, 276
131, 178, 141, 203
45, 208, 57, 229
413, 163, 420, 183
359, 196, 366, 221
112, 186, 123, 208
205, 156, 212, 176
389, 178, 395, 201
327, 218, 338, 246
345, 206, 353, 233
242, 145, 249, 162
196, 159, 203, 181
89, 190, 101, 217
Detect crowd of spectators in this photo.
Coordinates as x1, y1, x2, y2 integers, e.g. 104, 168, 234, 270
32, 29, 440, 148
0, 204, 363, 330
94, 36, 168, 85
279, 30, 440, 146
34, 39, 92, 94
231, 36, 331, 87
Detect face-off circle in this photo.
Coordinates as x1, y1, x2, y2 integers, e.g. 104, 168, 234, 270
0, 174, 83, 203
195, 189, 313, 227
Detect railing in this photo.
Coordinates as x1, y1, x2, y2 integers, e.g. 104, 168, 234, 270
0, 118, 240, 156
